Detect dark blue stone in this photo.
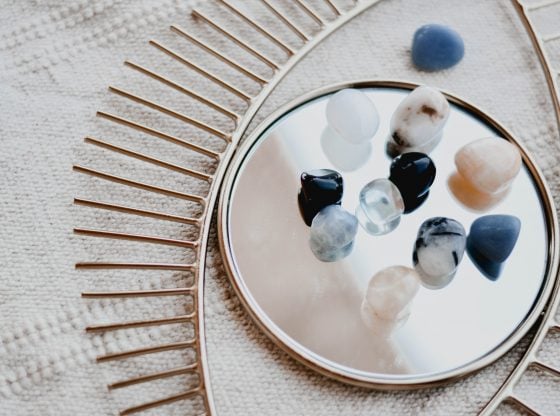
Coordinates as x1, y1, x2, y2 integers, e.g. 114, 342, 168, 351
467, 244, 503, 281
389, 152, 436, 213
412, 24, 465, 71
467, 215, 521, 263
299, 169, 343, 226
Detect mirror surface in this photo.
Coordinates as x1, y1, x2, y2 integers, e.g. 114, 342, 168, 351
223, 85, 550, 383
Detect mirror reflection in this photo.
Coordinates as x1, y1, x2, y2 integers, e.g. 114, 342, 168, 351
225, 86, 548, 380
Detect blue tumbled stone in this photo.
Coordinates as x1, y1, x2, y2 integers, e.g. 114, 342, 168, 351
412, 24, 465, 71
467, 215, 521, 263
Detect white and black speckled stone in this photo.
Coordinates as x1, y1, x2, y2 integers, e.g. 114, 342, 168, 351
388, 86, 450, 156
413, 217, 466, 289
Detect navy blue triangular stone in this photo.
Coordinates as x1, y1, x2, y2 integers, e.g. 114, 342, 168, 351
467, 215, 521, 263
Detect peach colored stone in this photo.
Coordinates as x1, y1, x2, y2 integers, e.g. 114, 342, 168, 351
455, 137, 522, 194
361, 266, 420, 323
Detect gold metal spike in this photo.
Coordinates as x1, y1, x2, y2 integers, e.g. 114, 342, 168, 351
258, 0, 309, 42
77, 263, 195, 271
150, 40, 252, 102
532, 360, 560, 377
543, 31, 560, 43
216, 0, 295, 55
170, 25, 268, 84
96, 111, 221, 160
525, 0, 560, 11
109, 86, 231, 141
108, 364, 198, 390
507, 395, 541, 416
97, 340, 196, 363
86, 314, 195, 332
74, 198, 201, 225
73, 165, 206, 203
73, 228, 199, 249
84, 136, 212, 182
125, 60, 240, 121
81, 288, 195, 298
294, 0, 325, 26
324, 0, 342, 15
119, 388, 201, 415
192, 8, 280, 69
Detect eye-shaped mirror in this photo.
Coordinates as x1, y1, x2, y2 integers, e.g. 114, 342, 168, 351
218, 81, 558, 388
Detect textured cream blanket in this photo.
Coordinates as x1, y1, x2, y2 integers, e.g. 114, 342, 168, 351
1, 0, 559, 415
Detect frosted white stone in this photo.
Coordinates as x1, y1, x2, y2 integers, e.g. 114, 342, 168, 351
361, 266, 420, 335
388, 86, 450, 154
455, 137, 522, 194
309, 205, 358, 262
326, 89, 380, 144
356, 178, 404, 235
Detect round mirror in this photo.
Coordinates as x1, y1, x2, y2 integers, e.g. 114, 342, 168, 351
219, 81, 558, 388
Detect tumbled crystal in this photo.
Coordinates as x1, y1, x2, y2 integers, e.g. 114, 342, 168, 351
467, 215, 521, 280
326, 88, 380, 144
361, 266, 420, 332
356, 178, 404, 235
389, 152, 436, 212
299, 169, 343, 226
412, 24, 465, 71
413, 217, 466, 289
309, 205, 358, 262
388, 86, 450, 156
455, 137, 522, 195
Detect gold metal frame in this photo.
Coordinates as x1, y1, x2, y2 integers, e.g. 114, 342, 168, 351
218, 79, 560, 390
73, 0, 560, 414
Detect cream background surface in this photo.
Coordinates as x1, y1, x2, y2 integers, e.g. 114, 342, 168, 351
0, 0, 559, 415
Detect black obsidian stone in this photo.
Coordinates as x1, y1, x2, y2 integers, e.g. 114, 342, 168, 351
298, 169, 343, 226
389, 152, 436, 212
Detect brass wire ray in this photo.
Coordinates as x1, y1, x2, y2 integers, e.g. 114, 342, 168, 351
149, 39, 253, 102
73, 165, 206, 203
108, 86, 231, 141
532, 360, 560, 377
216, 0, 296, 55
86, 314, 195, 332
119, 389, 201, 416
124, 60, 240, 121
170, 25, 268, 84
73, 228, 199, 249
192, 9, 281, 69
294, 0, 325, 26
97, 340, 196, 363
77, 263, 196, 271
74, 0, 560, 414
81, 288, 195, 298
84, 136, 213, 182
507, 396, 541, 416
96, 111, 222, 160
258, 0, 310, 42
324, 0, 342, 16
108, 364, 198, 390
543, 31, 560, 42
526, 0, 560, 10
74, 198, 201, 225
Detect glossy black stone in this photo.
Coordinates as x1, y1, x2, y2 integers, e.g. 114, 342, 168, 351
299, 169, 343, 226
402, 190, 429, 214
389, 152, 436, 212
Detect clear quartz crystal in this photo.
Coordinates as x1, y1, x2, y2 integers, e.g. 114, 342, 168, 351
356, 179, 404, 235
